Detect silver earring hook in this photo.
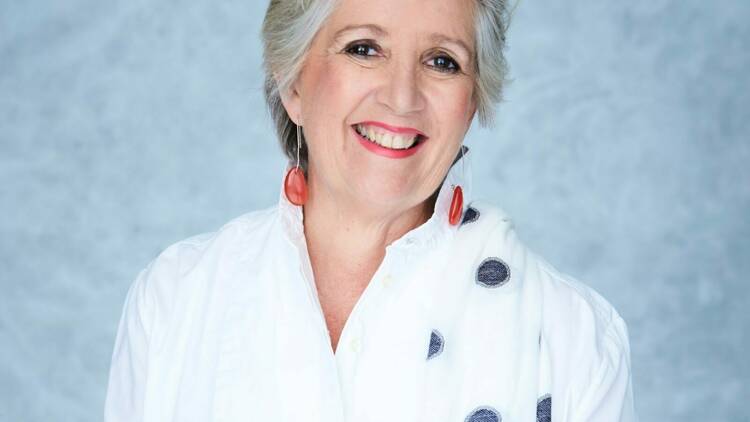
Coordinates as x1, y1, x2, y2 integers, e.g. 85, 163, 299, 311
296, 124, 301, 170
460, 144, 466, 184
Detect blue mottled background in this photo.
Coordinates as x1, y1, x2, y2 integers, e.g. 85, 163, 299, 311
1, 0, 748, 420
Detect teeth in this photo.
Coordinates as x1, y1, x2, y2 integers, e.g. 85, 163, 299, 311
355, 124, 418, 150
381, 133, 393, 148
392, 135, 409, 149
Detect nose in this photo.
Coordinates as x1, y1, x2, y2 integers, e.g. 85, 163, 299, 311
376, 58, 426, 115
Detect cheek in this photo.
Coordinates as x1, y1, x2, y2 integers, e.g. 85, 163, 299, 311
429, 81, 475, 135
447, 81, 475, 119
304, 59, 369, 124
300, 58, 373, 167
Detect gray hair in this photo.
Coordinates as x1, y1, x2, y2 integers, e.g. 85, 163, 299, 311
261, 0, 511, 171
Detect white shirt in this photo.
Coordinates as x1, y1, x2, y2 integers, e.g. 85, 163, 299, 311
105, 147, 637, 422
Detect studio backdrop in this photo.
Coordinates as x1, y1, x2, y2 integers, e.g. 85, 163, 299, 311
0, 0, 748, 420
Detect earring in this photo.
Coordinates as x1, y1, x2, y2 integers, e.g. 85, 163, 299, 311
448, 145, 465, 225
448, 185, 463, 225
284, 124, 308, 206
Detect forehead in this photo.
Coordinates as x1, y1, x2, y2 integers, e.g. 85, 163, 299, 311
323, 0, 475, 47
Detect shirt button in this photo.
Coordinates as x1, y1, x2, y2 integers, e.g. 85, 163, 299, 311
382, 274, 394, 287
349, 337, 361, 353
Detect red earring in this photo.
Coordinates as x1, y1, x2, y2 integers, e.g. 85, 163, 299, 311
284, 166, 307, 206
448, 185, 463, 225
284, 124, 308, 206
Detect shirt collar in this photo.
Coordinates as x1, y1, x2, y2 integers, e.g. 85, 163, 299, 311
277, 145, 473, 250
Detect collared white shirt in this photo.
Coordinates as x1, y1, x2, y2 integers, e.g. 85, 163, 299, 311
105, 147, 637, 422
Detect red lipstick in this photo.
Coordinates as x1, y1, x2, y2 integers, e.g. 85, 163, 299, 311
359, 120, 427, 137
352, 123, 428, 159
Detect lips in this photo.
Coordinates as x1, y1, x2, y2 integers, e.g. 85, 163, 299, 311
351, 122, 428, 159
354, 124, 422, 149
352, 121, 427, 150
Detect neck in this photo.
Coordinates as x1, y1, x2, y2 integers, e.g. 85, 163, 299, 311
302, 180, 437, 286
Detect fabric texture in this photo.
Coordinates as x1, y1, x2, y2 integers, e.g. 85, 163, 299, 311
104, 147, 637, 421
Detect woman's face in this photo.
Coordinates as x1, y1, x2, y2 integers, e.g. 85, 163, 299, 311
284, 0, 477, 214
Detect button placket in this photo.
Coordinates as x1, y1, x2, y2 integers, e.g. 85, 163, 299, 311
340, 247, 401, 359
381, 242, 413, 289
382, 273, 394, 288
337, 310, 365, 360
349, 336, 361, 353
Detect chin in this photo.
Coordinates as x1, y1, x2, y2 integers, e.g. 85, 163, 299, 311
354, 177, 418, 208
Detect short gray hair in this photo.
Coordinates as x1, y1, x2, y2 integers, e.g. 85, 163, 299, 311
261, 0, 510, 170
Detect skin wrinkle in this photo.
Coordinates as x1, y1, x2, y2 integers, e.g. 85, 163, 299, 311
279, 0, 478, 352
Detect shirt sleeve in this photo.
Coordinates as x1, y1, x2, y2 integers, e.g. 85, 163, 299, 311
573, 314, 638, 422
103, 264, 155, 422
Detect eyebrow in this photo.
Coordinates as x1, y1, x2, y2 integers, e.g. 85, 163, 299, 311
333, 24, 473, 57
428, 33, 474, 58
333, 24, 388, 39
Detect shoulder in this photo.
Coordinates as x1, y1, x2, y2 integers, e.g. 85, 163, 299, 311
536, 254, 628, 343
466, 199, 625, 312
145, 205, 278, 279
462, 199, 630, 357
464, 200, 633, 411
527, 241, 635, 418
533, 250, 631, 384
122, 206, 280, 326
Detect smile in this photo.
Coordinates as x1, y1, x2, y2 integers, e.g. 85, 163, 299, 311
351, 121, 428, 159
354, 123, 424, 150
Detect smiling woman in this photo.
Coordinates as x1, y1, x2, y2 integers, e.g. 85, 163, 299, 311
103, 0, 637, 421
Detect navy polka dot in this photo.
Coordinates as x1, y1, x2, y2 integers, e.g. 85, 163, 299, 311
427, 329, 444, 360
465, 406, 501, 422
475, 257, 510, 288
537, 395, 551, 422
461, 206, 480, 225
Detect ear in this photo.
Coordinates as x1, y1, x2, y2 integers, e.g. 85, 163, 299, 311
277, 73, 304, 126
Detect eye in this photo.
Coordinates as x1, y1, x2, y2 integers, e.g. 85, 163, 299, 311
344, 41, 380, 58
427, 54, 461, 74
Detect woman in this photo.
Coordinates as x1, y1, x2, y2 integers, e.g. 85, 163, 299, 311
105, 0, 637, 421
